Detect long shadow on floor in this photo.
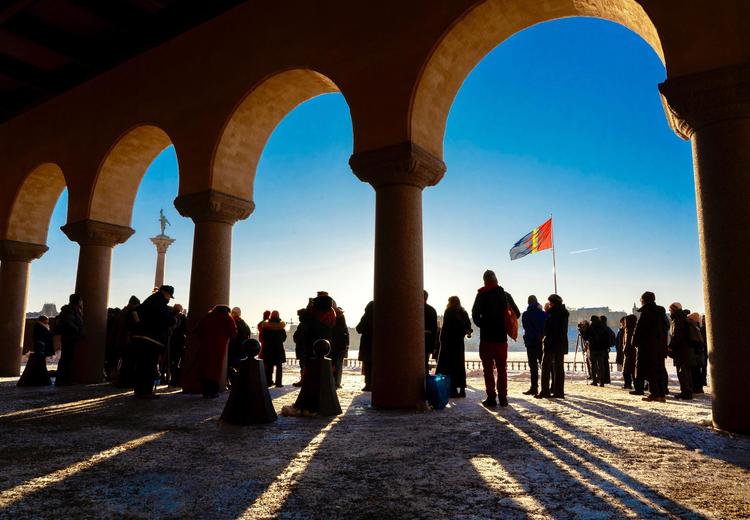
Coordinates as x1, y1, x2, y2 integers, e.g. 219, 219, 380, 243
555, 395, 750, 471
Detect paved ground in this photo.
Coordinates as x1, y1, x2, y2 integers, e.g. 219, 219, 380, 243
0, 369, 748, 519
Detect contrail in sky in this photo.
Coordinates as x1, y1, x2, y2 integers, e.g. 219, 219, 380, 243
568, 248, 599, 255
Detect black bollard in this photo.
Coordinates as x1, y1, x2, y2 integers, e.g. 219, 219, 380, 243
221, 339, 277, 425
293, 339, 342, 416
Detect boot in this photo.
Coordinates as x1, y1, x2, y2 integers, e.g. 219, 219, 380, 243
522, 388, 537, 395
498, 396, 508, 407
482, 397, 497, 408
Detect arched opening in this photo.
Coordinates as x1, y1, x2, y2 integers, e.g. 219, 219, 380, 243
6, 163, 66, 245
89, 125, 173, 227
420, 16, 696, 382
410, 0, 664, 159
213, 69, 340, 202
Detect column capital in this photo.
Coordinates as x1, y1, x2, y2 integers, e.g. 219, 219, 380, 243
0, 240, 48, 262
61, 219, 134, 247
150, 235, 176, 254
659, 63, 750, 140
174, 189, 255, 224
349, 141, 446, 189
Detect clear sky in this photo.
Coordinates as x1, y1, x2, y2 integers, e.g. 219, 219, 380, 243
26, 17, 701, 324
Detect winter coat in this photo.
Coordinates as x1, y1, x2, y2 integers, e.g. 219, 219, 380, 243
303, 304, 336, 361
229, 317, 252, 362
131, 293, 174, 348
196, 307, 238, 385
261, 318, 287, 366
471, 284, 520, 343
633, 302, 669, 381
585, 322, 611, 352
522, 304, 547, 344
543, 304, 569, 355
425, 303, 439, 356
54, 304, 84, 342
356, 302, 374, 363
615, 328, 625, 365
331, 314, 350, 355
437, 306, 471, 388
32, 321, 55, 357
668, 311, 694, 367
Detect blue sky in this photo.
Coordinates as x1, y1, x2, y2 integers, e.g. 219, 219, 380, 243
27, 17, 700, 323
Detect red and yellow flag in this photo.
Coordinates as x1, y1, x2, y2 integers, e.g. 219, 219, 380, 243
509, 218, 553, 260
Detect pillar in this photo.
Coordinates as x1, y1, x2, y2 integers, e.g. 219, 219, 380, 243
174, 189, 254, 393
350, 142, 445, 409
62, 220, 134, 384
0, 240, 48, 376
660, 63, 750, 434
150, 235, 176, 288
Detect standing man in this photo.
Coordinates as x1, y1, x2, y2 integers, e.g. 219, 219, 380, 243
521, 295, 547, 396
424, 290, 439, 375
54, 294, 84, 386
537, 294, 569, 398
471, 270, 520, 407
331, 305, 350, 389
228, 307, 251, 385
131, 285, 175, 399
633, 291, 669, 403
668, 303, 693, 400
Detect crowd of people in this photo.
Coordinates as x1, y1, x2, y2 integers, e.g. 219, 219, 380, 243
18, 271, 709, 409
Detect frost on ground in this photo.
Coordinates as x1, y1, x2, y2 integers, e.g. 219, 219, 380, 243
0, 368, 748, 520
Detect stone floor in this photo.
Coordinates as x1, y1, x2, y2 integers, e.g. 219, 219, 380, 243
0, 369, 748, 519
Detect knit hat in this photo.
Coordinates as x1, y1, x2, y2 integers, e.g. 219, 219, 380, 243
687, 312, 701, 323
669, 302, 683, 312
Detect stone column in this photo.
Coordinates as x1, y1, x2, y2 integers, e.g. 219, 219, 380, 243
350, 142, 445, 409
660, 64, 750, 434
150, 235, 176, 288
174, 189, 254, 393
62, 220, 134, 384
0, 240, 48, 376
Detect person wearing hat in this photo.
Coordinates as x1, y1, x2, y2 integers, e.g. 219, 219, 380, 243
130, 285, 176, 399
536, 294, 569, 399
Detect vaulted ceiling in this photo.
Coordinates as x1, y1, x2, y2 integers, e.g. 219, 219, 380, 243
0, 0, 246, 123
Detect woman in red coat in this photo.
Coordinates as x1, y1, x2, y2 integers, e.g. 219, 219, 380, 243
196, 305, 237, 398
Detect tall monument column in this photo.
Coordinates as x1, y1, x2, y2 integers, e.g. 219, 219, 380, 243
174, 189, 254, 393
660, 64, 750, 434
350, 142, 445, 409
62, 219, 134, 383
0, 240, 48, 376
151, 208, 175, 287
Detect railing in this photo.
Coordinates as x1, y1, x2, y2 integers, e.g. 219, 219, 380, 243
285, 358, 615, 372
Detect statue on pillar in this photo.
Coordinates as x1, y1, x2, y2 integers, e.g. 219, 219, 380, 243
150, 209, 176, 288
159, 208, 171, 236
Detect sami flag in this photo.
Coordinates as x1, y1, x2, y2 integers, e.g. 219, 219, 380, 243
509, 218, 553, 260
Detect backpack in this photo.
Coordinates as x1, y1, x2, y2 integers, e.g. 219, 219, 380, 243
505, 304, 519, 342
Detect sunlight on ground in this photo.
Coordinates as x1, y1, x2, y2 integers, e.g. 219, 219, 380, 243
239, 396, 354, 519
0, 389, 132, 420
470, 455, 549, 517
0, 432, 166, 508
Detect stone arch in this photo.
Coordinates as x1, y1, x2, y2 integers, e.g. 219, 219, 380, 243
410, 0, 665, 159
89, 125, 173, 227
5, 163, 66, 245
212, 69, 343, 201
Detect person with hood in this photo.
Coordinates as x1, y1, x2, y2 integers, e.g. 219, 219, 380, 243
54, 294, 84, 386
196, 304, 238, 398
668, 302, 694, 399
687, 312, 706, 394
622, 314, 638, 390
585, 316, 610, 386
437, 296, 472, 398
356, 301, 374, 392
131, 285, 175, 399
521, 295, 547, 396
471, 270, 520, 408
424, 290, 439, 375
536, 294, 569, 398
17, 315, 54, 386
331, 305, 349, 389
633, 291, 669, 402
261, 310, 287, 387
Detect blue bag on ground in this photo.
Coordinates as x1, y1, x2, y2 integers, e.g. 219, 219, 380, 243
426, 374, 451, 409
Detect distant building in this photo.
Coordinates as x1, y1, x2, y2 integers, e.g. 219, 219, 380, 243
26, 303, 58, 319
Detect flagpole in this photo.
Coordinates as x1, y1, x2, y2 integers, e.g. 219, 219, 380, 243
550, 213, 558, 294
